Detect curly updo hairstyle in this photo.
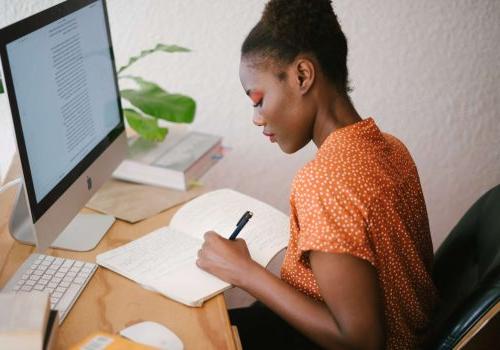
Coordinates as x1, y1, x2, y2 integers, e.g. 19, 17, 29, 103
242, 0, 350, 95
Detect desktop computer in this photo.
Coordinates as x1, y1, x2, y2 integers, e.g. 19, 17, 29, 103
0, 0, 126, 323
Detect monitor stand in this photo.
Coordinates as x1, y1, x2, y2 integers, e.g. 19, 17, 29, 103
9, 181, 115, 252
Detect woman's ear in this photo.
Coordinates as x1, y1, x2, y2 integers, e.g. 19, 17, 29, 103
294, 58, 315, 95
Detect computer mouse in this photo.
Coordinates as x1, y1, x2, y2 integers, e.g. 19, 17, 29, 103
120, 321, 184, 350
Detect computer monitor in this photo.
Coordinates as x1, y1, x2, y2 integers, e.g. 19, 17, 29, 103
0, 0, 126, 252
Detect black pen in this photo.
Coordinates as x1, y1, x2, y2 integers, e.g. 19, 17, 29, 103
229, 211, 253, 240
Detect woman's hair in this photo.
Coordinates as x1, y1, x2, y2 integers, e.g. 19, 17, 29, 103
242, 0, 350, 94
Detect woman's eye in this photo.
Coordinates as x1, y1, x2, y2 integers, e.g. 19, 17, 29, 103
249, 91, 263, 108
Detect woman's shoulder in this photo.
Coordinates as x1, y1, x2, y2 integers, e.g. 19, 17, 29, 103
381, 132, 419, 175
382, 132, 410, 154
292, 155, 374, 206
292, 130, 416, 206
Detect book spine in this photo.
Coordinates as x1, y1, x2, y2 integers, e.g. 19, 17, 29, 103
113, 160, 187, 190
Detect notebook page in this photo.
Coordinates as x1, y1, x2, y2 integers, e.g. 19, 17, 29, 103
170, 189, 289, 266
97, 226, 232, 306
153, 263, 230, 307
97, 227, 204, 287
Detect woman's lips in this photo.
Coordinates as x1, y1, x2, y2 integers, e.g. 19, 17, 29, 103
263, 131, 276, 143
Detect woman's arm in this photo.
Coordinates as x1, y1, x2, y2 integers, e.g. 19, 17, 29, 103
308, 251, 385, 349
197, 232, 385, 350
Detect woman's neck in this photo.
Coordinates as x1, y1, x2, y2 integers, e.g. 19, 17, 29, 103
312, 89, 361, 148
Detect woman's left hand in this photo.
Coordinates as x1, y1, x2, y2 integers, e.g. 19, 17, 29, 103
196, 231, 257, 287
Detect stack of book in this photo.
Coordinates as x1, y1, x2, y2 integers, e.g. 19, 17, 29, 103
113, 131, 222, 191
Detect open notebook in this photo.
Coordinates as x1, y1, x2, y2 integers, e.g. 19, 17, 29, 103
96, 189, 289, 307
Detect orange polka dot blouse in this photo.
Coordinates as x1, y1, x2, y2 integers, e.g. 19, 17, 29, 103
280, 118, 438, 349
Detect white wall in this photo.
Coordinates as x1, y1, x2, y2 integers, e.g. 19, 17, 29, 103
1, 0, 499, 249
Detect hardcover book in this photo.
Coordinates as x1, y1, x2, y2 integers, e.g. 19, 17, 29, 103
113, 131, 222, 191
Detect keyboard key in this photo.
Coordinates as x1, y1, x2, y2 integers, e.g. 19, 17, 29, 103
54, 257, 65, 265
52, 291, 63, 298
37, 263, 48, 270
81, 270, 93, 276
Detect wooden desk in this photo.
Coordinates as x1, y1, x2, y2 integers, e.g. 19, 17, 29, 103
0, 199, 238, 349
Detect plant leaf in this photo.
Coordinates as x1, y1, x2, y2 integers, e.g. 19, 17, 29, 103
123, 108, 168, 142
0, 77, 4, 94
120, 76, 196, 124
117, 44, 190, 75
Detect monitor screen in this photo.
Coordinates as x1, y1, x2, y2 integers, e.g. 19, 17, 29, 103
6, 1, 120, 203
0, 0, 124, 222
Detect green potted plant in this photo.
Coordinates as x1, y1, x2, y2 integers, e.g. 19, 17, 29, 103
0, 43, 196, 142
117, 43, 196, 142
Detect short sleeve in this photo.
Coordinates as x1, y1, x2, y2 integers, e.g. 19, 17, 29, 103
296, 186, 377, 268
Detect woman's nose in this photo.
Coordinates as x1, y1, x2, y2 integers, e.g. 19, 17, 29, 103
252, 110, 265, 127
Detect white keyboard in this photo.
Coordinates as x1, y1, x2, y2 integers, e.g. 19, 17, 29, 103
2, 253, 97, 324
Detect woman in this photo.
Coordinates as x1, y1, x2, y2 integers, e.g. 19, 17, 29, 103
196, 1, 437, 349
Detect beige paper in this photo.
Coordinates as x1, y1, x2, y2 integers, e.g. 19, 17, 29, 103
86, 179, 206, 223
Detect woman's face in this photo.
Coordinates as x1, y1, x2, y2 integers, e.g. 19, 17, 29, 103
239, 57, 315, 154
